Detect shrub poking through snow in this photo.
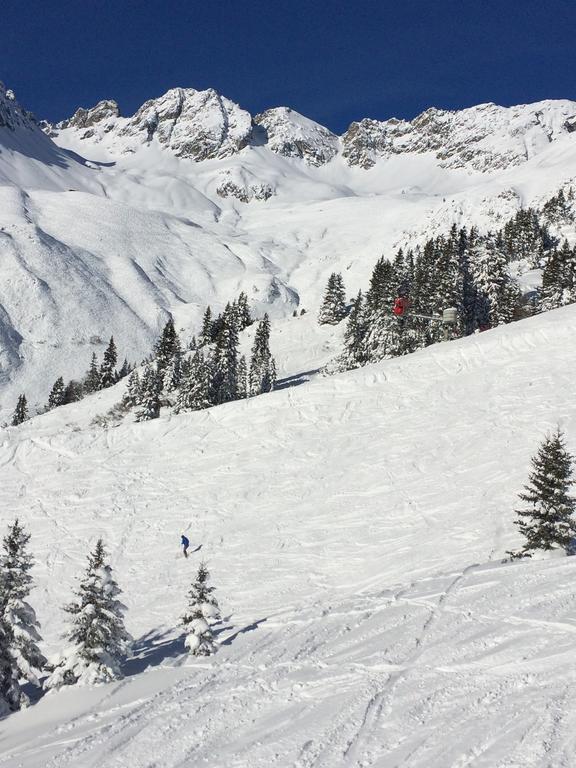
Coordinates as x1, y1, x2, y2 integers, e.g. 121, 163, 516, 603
44, 539, 131, 690
182, 562, 220, 656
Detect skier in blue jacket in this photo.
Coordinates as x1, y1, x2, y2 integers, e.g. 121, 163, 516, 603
181, 534, 190, 558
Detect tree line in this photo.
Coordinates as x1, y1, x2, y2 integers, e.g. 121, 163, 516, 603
318, 192, 576, 372
0, 526, 220, 715
11, 291, 277, 427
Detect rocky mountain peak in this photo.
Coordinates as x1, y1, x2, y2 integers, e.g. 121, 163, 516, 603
254, 107, 338, 166
0, 82, 38, 132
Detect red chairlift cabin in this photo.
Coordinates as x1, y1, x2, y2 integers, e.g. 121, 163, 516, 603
393, 297, 410, 317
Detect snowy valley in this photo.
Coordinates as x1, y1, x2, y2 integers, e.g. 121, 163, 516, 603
0, 81, 576, 766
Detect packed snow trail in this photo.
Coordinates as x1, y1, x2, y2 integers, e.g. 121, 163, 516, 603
1, 306, 576, 765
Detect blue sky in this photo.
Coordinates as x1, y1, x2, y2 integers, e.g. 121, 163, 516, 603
3, 0, 575, 132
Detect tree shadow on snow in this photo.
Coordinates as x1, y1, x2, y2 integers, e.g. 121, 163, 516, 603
124, 629, 187, 676
216, 616, 268, 646
275, 369, 320, 391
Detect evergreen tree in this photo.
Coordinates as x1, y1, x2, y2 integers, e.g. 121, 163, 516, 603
235, 292, 252, 330
249, 314, 277, 396
175, 351, 213, 413
318, 273, 347, 325
212, 307, 240, 404
44, 540, 131, 689
117, 359, 131, 380
135, 364, 162, 421
365, 257, 397, 313
123, 370, 141, 408
539, 241, 576, 312
11, 395, 28, 426
0, 520, 46, 713
199, 306, 215, 346
47, 377, 66, 410
472, 239, 522, 327
237, 355, 248, 399
340, 291, 370, 369
63, 380, 84, 405
99, 337, 118, 389
182, 562, 220, 656
155, 319, 181, 374
84, 353, 101, 394
511, 429, 576, 556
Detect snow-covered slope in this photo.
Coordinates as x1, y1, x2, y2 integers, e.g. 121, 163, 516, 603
1, 305, 576, 766
3, 82, 576, 415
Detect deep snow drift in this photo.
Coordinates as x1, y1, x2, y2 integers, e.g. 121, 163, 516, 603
0, 305, 575, 766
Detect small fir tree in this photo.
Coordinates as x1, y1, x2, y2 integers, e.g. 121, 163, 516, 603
318, 273, 347, 325
182, 562, 220, 656
135, 363, 162, 421
175, 351, 213, 413
117, 359, 131, 380
44, 540, 131, 690
0, 520, 46, 713
11, 395, 28, 426
249, 314, 277, 395
212, 307, 240, 404
237, 355, 248, 399
123, 369, 141, 408
340, 291, 369, 369
155, 319, 181, 374
84, 352, 101, 393
199, 306, 214, 346
99, 337, 118, 389
63, 380, 84, 405
511, 429, 576, 556
47, 377, 66, 410
235, 292, 252, 330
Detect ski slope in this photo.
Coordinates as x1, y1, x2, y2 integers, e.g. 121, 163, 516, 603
1, 305, 576, 766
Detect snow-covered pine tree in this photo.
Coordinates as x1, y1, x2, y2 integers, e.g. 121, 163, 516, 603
63, 380, 84, 405
365, 257, 396, 313
47, 377, 66, 410
237, 355, 248, 399
511, 429, 576, 557
99, 337, 118, 389
539, 240, 576, 312
84, 352, 101, 393
117, 359, 131, 380
135, 363, 162, 421
212, 307, 240, 404
182, 562, 220, 656
199, 306, 214, 346
318, 273, 347, 325
123, 369, 141, 408
11, 395, 28, 426
235, 292, 252, 330
471, 238, 522, 327
249, 314, 277, 396
44, 539, 131, 690
175, 350, 213, 412
339, 291, 370, 370
0, 520, 46, 713
155, 319, 182, 375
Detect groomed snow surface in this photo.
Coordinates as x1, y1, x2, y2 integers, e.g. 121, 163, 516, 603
1, 305, 576, 767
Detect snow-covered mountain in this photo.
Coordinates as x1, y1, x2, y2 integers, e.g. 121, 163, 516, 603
2, 80, 576, 414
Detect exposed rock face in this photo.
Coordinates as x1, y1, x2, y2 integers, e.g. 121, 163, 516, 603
215, 169, 274, 202
0, 82, 38, 132
49, 86, 576, 175
342, 101, 576, 171
121, 88, 253, 160
57, 100, 120, 138
254, 107, 338, 166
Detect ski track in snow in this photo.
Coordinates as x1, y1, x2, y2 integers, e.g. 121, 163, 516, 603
1, 308, 576, 765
